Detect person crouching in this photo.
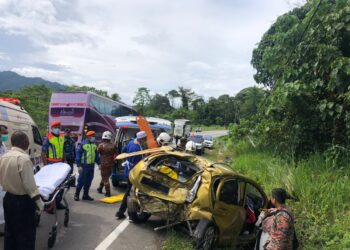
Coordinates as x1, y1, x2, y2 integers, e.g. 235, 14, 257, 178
74, 131, 100, 201
97, 131, 117, 197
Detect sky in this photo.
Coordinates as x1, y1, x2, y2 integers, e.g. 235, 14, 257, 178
0, 0, 303, 104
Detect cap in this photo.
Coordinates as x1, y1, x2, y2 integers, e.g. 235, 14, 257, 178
86, 131, 96, 136
136, 131, 147, 139
51, 121, 61, 127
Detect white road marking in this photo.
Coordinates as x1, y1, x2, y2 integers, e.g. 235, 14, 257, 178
95, 219, 130, 250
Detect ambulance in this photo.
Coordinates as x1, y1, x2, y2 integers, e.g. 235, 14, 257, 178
0, 98, 43, 170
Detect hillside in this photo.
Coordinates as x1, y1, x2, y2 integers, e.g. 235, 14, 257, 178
0, 71, 66, 91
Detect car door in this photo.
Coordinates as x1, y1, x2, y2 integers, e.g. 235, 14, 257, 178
212, 177, 246, 246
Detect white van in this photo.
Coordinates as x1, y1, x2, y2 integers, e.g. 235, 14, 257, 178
0, 99, 43, 171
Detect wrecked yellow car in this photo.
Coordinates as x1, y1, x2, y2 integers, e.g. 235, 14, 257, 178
118, 147, 267, 249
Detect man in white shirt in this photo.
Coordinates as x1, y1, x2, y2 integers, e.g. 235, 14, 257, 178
0, 124, 9, 237
0, 131, 44, 250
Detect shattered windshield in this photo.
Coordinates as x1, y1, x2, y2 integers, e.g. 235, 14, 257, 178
148, 156, 200, 183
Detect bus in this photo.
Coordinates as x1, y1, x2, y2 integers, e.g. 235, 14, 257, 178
49, 92, 137, 142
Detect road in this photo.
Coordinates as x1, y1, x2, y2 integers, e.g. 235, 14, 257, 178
0, 130, 228, 250
196, 130, 228, 138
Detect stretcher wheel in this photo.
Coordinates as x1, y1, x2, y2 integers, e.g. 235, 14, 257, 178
48, 226, 57, 248
64, 210, 69, 227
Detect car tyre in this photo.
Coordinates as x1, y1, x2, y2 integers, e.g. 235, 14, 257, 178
128, 210, 151, 223
127, 197, 151, 223
193, 220, 218, 250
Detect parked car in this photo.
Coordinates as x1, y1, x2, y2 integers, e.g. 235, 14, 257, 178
189, 134, 205, 155
203, 135, 213, 149
195, 127, 202, 132
117, 147, 267, 249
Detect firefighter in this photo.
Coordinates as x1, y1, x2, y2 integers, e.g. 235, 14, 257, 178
97, 131, 116, 197
74, 131, 100, 201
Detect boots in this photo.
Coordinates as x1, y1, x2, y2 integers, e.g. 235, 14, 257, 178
105, 191, 111, 197
82, 193, 94, 201
74, 192, 80, 201
97, 187, 103, 194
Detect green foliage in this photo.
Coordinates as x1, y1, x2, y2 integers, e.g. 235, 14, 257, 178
249, 0, 350, 157
132, 87, 151, 114
0, 85, 52, 135
66, 85, 110, 97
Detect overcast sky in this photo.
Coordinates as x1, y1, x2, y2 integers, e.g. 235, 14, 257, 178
0, 0, 302, 104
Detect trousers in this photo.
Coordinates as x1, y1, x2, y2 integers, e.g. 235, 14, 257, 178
76, 164, 95, 194
3, 193, 36, 250
116, 180, 132, 216
99, 168, 112, 193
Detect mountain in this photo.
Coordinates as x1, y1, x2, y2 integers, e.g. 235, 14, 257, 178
0, 71, 67, 91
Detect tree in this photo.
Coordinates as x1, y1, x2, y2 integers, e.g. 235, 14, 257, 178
235, 87, 266, 119
250, 0, 350, 156
111, 93, 121, 102
178, 86, 195, 110
167, 89, 180, 107
149, 94, 173, 114
133, 87, 151, 114
66, 85, 109, 97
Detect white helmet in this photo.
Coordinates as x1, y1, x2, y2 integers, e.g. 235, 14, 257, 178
102, 131, 112, 140
185, 141, 196, 152
156, 132, 172, 146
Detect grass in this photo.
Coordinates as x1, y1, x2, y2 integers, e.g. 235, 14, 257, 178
162, 138, 350, 249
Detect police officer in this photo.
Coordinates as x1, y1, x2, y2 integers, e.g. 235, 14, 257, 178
75, 131, 100, 201
41, 121, 66, 209
64, 128, 76, 174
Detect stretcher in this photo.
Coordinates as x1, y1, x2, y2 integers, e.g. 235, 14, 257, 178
34, 162, 73, 248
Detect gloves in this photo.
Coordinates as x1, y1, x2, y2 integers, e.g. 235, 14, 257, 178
35, 199, 45, 215
78, 166, 83, 174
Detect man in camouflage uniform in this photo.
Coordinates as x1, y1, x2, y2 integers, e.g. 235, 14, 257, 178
264, 188, 296, 250
97, 131, 117, 197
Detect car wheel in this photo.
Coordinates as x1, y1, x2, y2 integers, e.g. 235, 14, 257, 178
193, 220, 218, 250
128, 210, 151, 223
127, 197, 151, 223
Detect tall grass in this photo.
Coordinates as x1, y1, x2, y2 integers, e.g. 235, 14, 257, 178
230, 141, 350, 249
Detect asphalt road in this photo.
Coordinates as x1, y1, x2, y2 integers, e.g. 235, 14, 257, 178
196, 130, 228, 138
0, 130, 228, 250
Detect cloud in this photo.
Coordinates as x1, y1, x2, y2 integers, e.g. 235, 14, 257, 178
0, 0, 301, 104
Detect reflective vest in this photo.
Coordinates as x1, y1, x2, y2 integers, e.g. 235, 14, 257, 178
47, 133, 65, 163
81, 143, 97, 165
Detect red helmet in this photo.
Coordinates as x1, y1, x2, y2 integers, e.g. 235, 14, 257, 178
51, 121, 61, 127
